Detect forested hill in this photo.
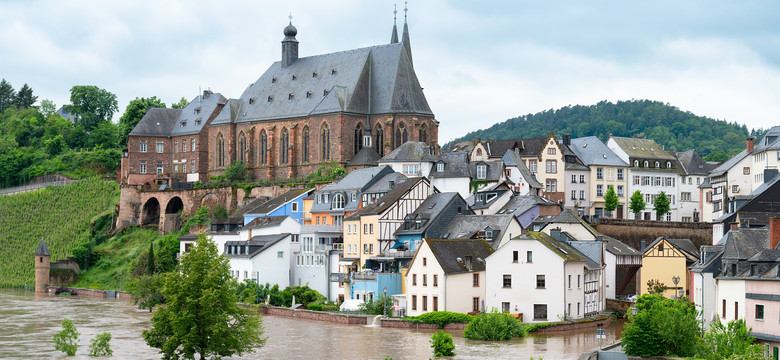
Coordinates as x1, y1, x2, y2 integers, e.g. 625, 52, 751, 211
447, 100, 765, 161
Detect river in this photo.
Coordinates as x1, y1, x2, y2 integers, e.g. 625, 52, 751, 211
0, 289, 624, 359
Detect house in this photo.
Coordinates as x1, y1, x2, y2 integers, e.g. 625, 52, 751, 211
715, 227, 770, 322
497, 194, 562, 231
243, 188, 313, 225
393, 192, 472, 251
440, 213, 523, 249
468, 159, 505, 192
226, 233, 294, 288
674, 150, 711, 222
569, 136, 629, 219
709, 139, 753, 220
467, 182, 514, 215
689, 244, 724, 325
429, 151, 473, 198
640, 236, 699, 297
743, 249, 780, 355
360, 171, 408, 207
405, 239, 494, 316
309, 165, 397, 226
501, 149, 543, 196
712, 171, 780, 242
469, 140, 521, 162
377, 141, 438, 178
607, 136, 681, 221
293, 224, 344, 302
485, 231, 601, 322
558, 135, 592, 215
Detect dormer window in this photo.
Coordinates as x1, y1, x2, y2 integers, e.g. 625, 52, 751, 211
180, 121, 186, 127
331, 69, 337, 75
267, 96, 273, 102
644, 161, 649, 168
332, 193, 345, 210
437, 163, 444, 172
194, 107, 201, 114
249, 98, 255, 104
306, 91, 312, 98
634, 160, 639, 167
291, 75, 297, 81
312, 72, 318, 78
666, 161, 672, 169
477, 164, 487, 179
485, 227, 493, 238
655, 161, 660, 168
272, 77, 277, 83
751, 264, 758, 276
288, 93, 294, 100
195, 119, 201, 125
323, 89, 329, 96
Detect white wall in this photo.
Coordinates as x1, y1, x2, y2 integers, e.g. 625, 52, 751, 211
251, 237, 293, 289
716, 278, 746, 321
432, 177, 471, 198
692, 271, 718, 326
540, 223, 597, 241
445, 272, 485, 314
605, 252, 617, 299
406, 242, 445, 316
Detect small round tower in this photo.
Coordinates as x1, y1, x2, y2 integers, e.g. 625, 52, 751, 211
34, 238, 51, 293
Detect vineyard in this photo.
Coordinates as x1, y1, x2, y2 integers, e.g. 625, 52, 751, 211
0, 178, 119, 288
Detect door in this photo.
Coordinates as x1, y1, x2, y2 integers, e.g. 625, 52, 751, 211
734, 302, 738, 320
617, 205, 624, 219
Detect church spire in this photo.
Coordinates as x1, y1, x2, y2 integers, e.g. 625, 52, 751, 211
281, 13, 299, 68
390, 4, 399, 44
402, 2, 412, 67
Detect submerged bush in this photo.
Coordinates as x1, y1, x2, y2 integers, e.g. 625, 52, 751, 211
406, 311, 473, 328
88, 332, 113, 357
53, 318, 79, 356
463, 309, 525, 341
431, 330, 455, 357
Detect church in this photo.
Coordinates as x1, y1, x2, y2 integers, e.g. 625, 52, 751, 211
208, 11, 438, 181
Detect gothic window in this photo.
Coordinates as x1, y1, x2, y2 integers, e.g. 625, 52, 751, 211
395, 122, 408, 148
354, 123, 363, 155
302, 126, 309, 162
280, 128, 289, 164
259, 130, 268, 165
419, 124, 428, 145
321, 123, 330, 161
238, 131, 246, 163
375, 124, 384, 156
217, 133, 225, 168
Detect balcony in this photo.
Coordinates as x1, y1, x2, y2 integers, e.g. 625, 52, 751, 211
329, 273, 348, 283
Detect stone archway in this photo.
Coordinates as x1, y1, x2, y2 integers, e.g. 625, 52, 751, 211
142, 198, 161, 227
165, 196, 184, 214
161, 196, 184, 233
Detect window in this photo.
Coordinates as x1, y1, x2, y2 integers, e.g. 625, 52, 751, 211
536, 275, 545, 288
580, 175, 585, 183
351, 192, 357, 202
364, 224, 368, 233
755, 304, 764, 320
502, 302, 510, 313
512, 250, 519, 262
617, 185, 624, 197
644, 161, 649, 168
545, 160, 557, 173
332, 193, 345, 210
403, 164, 420, 175
617, 168, 624, 180
732, 185, 740, 193
476, 165, 487, 179
571, 190, 577, 200
503, 274, 512, 288
174, 164, 179, 173
571, 175, 577, 183
302, 126, 309, 162
156, 162, 163, 175
534, 304, 547, 320
596, 185, 603, 197
633, 175, 640, 185
156, 141, 164, 153
547, 147, 556, 155
596, 168, 604, 180
423, 257, 427, 266
529, 160, 537, 173
655, 161, 660, 168
667, 161, 672, 169
473, 273, 479, 287
545, 179, 557, 192
527, 251, 533, 262
291, 202, 299, 212
437, 163, 444, 172
412, 274, 417, 286
423, 274, 427, 286
182, 139, 187, 152
473, 297, 480, 312
139, 161, 147, 174
279, 128, 290, 164
412, 295, 417, 310
577, 275, 581, 287
395, 123, 408, 148
369, 244, 373, 253
277, 251, 284, 258
432, 296, 438, 311
433, 275, 438, 287
568, 275, 571, 288
634, 160, 639, 167
354, 123, 363, 155
217, 133, 225, 167
476, 148, 483, 157
681, 192, 691, 202
422, 296, 428, 311
579, 190, 585, 200
665, 177, 674, 187
191, 138, 196, 151
321, 124, 330, 161
140, 140, 147, 153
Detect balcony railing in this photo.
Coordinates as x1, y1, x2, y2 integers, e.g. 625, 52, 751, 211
329, 273, 347, 283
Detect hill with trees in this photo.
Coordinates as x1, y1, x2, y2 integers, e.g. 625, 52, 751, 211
447, 100, 766, 162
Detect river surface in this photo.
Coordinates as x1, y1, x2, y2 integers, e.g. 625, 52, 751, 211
0, 289, 624, 359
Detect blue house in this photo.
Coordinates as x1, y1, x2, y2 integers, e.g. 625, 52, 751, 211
393, 192, 472, 251
243, 188, 313, 225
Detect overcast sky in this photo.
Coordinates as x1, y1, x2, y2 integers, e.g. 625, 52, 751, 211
1, 1, 779, 142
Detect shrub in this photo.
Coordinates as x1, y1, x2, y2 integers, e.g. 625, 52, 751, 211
357, 295, 393, 315
431, 330, 455, 357
406, 311, 473, 328
53, 318, 79, 356
88, 332, 113, 357
463, 309, 525, 341
622, 294, 700, 357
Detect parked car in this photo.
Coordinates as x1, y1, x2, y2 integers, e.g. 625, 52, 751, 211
627, 295, 638, 302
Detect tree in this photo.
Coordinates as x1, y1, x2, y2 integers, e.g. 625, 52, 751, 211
647, 279, 667, 295
39, 99, 57, 119
654, 191, 670, 220
629, 190, 645, 219
0, 79, 15, 112
46, 135, 66, 156
88, 332, 113, 357
604, 185, 619, 217
463, 309, 525, 340
171, 96, 189, 109
89, 121, 119, 149
118, 96, 166, 144
142, 234, 266, 359
698, 319, 765, 360
431, 331, 455, 357
127, 274, 164, 312
147, 239, 156, 274
53, 318, 79, 356
15, 83, 37, 108
703, 150, 728, 163
67, 85, 118, 132
622, 294, 701, 357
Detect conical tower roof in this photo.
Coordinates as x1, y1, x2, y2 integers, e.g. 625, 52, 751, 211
35, 238, 51, 256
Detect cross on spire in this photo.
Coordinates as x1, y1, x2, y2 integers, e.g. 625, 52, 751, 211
393, 4, 397, 24
288, 12, 293, 23
404, 2, 408, 22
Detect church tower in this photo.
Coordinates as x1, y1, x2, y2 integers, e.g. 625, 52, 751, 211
402, 2, 413, 67
34, 238, 51, 293
390, 4, 399, 44
281, 15, 299, 68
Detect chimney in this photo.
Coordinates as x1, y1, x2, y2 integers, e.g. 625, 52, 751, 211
640, 240, 646, 253
563, 134, 571, 146
770, 218, 780, 250
730, 222, 739, 231
747, 137, 755, 152
550, 228, 562, 242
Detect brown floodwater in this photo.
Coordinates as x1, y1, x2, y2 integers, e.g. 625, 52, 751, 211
0, 289, 624, 359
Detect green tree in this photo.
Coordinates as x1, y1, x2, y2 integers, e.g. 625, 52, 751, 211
171, 96, 189, 109
223, 161, 247, 183
0, 79, 15, 112
118, 96, 166, 144
142, 234, 266, 359
604, 185, 619, 217
698, 319, 764, 360
622, 294, 701, 357
463, 309, 525, 341
67, 85, 118, 132
127, 274, 164, 312
89, 121, 119, 149
53, 318, 79, 356
88, 332, 113, 357
647, 279, 667, 295
46, 135, 66, 156
629, 190, 645, 219
15, 83, 37, 108
65, 124, 89, 149
431, 330, 455, 357
39, 99, 57, 119
147, 238, 156, 274
703, 150, 728, 163
212, 206, 228, 219
653, 191, 670, 220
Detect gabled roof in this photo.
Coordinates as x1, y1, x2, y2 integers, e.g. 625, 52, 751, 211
424, 239, 494, 274
347, 146, 381, 167
468, 161, 503, 182
603, 236, 642, 257
35, 238, 51, 256
129, 108, 181, 137
379, 141, 437, 163
709, 149, 749, 177
320, 165, 394, 192
525, 231, 585, 262
395, 192, 461, 236
569, 137, 628, 167
720, 228, 769, 260
430, 151, 471, 178
646, 237, 700, 262
245, 188, 312, 216
345, 177, 427, 219
516, 137, 548, 157
610, 136, 676, 160
482, 140, 520, 158
226, 233, 290, 258
689, 245, 724, 273
675, 149, 709, 176
169, 91, 227, 136
753, 126, 780, 152
441, 214, 516, 248
502, 150, 543, 188
498, 194, 558, 217
245, 215, 291, 230
362, 172, 408, 194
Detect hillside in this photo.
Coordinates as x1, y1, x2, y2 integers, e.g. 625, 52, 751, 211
447, 100, 765, 159
0, 178, 119, 288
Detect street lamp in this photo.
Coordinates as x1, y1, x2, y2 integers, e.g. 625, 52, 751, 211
631, 305, 638, 317
119, 270, 123, 292
383, 286, 388, 318
672, 276, 681, 299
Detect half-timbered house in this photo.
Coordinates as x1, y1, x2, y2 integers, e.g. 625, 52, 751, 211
641, 236, 699, 297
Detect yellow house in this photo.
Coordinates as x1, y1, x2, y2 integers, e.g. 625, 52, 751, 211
640, 237, 699, 298
343, 214, 380, 267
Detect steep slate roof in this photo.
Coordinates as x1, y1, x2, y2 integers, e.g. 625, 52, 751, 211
526, 232, 586, 262
502, 150, 543, 188
226, 233, 290, 258
425, 239, 494, 274
169, 91, 228, 136
611, 137, 676, 160
245, 215, 290, 230
447, 141, 475, 153
689, 245, 724, 273
483, 140, 520, 158
719, 228, 770, 260
395, 192, 459, 236
709, 149, 749, 177
362, 172, 408, 194
212, 41, 431, 125
569, 137, 628, 167
379, 141, 437, 163
35, 238, 51, 256
517, 137, 548, 157
245, 188, 312, 216
129, 108, 182, 136
753, 126, 780, 152
498, 194, 558, 216
347, 146, 381, 167
320, 165, 393, 192
567, 241, 603, 270
468, 161, 504, 182
603, 236, 642, 257
675, 150, 709, 176
345, 177, 425, 219
441, 214, 516, 248
431, 151, 471, 178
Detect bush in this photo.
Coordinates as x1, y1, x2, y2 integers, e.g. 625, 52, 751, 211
463, 309, 525, 341
697, 319, 765, 360
88, 332, 113, 357
406, 311, 473, 329
357, 295, 393, 315
622, 294, 700, 357
431, 330, 455, 357
53, 318, 79, 356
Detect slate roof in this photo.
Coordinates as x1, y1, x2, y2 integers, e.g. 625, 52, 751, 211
424, 239, 494, 274
482, 140, 520, 158
447, 141, 475, 153
319, 166, 393, 193
379, 141, 437, 163
747, 248, 780, 262
468, 161, 504, 182
169, 91, 228, 136
345, 177, 425, 219
245, 215, 290, 230
525, 232, 586, 262
129, 108, 182, 137
347, 146, 381, 167
211, 41, 431, 125
569, 137, 628, 167
753, 126, 780, 152
395, 192, 460, 236
362, 172, 408, 195
610, 136, 676, 160
430, 151, 471, 178
567, 240, 604, 270
719, 228, 769, 260
502, 150, 543, 188
226, 233, 290, 258
709, 149, 749, 177
689, 245, 724, 273
674, 150, 709, 176
498, 194, 558, 217
603, 236, 642, 257
647, 237, 700, 262
441, 214, 516, 248
35, 238, 51, 256
517, 137, 548, 157
245, 188, 312, 216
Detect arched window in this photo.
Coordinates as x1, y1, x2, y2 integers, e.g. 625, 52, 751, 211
476, 148, 483, 157
217, 133, 225, 167
644, 161, 649, 168
332, 193, 345, 210
302, 126, 309, 162
666, 161, 672, 169
321, 123, 330, 161
395, 123, 408, 148
655, 161, 660, 168
259, 130, 268, 165
634, 160, 639, 167
354, 123, 363, 155
280, 128, 289, 164
238, 132, 246, 163
419, 124, 428, 145
374, 124, 384, 156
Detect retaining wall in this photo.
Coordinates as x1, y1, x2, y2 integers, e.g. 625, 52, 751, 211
535, 316, 612, 333
380, 318, 469, 330
45, 287, 131, 300
606, 299, 634, 313
253, 305, 368, 325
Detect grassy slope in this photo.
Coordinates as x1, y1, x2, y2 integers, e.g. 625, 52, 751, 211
72, 227, 161, 290
0, 178, 119, 288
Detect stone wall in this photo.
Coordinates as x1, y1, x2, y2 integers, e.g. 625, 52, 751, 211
380, 318, 468, 330
594, 219, 712, 251
535, 316, 612, 334
253, 305, 368, 325
606, 299, 634, 313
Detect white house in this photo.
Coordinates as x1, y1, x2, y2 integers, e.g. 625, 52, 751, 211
430, 151, 473, 198
501, 149, 542, 196
293, 224, 344, 301
377, 141, 437, 178
226, 233, 294, 288
405, 239, 494, 316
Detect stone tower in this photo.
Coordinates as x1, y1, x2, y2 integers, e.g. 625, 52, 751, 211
34, 238, 51, 293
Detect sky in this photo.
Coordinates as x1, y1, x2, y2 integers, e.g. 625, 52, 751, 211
1, 0, 779, 143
